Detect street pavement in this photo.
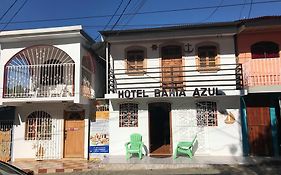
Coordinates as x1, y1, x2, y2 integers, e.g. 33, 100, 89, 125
45, 161, 281, 175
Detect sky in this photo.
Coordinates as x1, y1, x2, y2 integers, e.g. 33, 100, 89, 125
0, 0, 281, 41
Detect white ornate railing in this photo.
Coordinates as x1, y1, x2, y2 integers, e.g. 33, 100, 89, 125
242, 58, 281, 87
4, 63, 75, 98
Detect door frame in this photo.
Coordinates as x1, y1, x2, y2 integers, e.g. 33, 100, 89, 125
148, 102, 172, 156
63, 110, 85, 158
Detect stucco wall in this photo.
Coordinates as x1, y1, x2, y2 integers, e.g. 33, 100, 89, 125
12, 102, 90, 160
237, 30, 281, 64
110, 36, 237, 92
108, 96, 243, 156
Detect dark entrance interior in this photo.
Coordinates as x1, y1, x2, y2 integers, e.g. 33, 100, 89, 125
149, 102, 172, 157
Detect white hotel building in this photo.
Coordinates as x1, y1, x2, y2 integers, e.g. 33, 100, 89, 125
101, 22, 246, 157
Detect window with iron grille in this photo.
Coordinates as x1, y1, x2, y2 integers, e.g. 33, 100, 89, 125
25, 111, 52, 140
196, 45, 219, 71
126, 49, 145, 74
119, 103, 138, 127
196, 101, 217, 126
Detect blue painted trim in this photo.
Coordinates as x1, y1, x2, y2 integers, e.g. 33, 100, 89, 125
240, 97, 249, 156
270, 107, 279, 156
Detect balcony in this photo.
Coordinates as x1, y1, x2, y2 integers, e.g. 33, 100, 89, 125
108, 63, 243, 98
3, 63, 75, 99
242, 58, 281, 92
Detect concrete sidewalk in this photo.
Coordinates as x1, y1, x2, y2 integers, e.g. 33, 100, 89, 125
10, 156, 281, 174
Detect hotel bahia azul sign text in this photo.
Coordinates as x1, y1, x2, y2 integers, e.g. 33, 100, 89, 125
118, 88, 220, 99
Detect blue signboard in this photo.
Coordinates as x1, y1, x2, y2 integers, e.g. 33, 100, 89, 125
89, 145, 109, 153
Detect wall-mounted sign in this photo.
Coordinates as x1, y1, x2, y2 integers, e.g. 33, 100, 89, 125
118, 87, 220, 99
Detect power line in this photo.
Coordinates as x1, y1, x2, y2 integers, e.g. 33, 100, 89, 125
248, 0, 253, 18
201, 0, 224, 22
239, 0, 247, 19
0, 0, 19, 22
0, 0, 280, 25
110, 0, 132, 30
118, 0, 147, 31
94, 0, 124, 40
1, 0, 28, 31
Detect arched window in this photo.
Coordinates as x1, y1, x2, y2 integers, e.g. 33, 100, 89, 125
196, 43, 220, 71
4, 45, 75, 98
125, 46, 146, 75
251, 41, 280, 59
25, 111, 52, 140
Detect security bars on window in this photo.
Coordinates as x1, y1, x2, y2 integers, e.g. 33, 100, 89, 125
196, 101, 217, 127
119, 103, 138, 127
25, 111, 52, 140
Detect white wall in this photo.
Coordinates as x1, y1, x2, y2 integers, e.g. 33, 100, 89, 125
12, 102, 90, 160
171, 96, 243, 156
108, 96, 243, 156
109, 36, 237, 93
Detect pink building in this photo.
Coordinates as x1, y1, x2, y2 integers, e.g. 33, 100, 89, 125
237, 16, 281, 156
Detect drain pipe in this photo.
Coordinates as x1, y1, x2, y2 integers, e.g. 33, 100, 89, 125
105, 42, 109, 94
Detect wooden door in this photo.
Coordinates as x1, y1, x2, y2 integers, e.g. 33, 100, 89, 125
247, 107, 273, 156
161, 45, 183, 89
64, 111, 85, 158
0, 124, 12, 162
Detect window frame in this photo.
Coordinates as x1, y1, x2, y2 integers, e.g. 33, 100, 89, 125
119, 103, 138, 127
25, 111, 52, 140
251, 41, 280, 59
196, 101, 218, 127
195, 42, 220, 72
125, 46, 147, 75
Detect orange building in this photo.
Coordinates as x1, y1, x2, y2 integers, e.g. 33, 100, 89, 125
237, 16, 281, 156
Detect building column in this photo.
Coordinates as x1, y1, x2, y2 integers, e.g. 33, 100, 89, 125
270, 104, 279, 156
240, 97, 249, 156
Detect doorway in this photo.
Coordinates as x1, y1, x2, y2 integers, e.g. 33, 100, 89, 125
247, 106, 273, 156
64, 111, 85, 158
161, 45, 183, 89
148, 102, 172, 157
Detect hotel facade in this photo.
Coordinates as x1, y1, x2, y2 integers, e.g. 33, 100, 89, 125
101, 22, 246, 157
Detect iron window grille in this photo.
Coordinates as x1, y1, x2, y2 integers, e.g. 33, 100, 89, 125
119, 103, 138, 127
25, 111, 52, 140
196, 101, 217, 127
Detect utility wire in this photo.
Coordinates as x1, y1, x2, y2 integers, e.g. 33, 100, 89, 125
201, 0, 224, 22
0, 0, 19, 21
110, 0, 132, 30
1, 0, 28, 31
118, 0, 147, 31
0, 0, 280, 25
248, 0, 253, 18
94, 0, 124, 40
239, 0, 247, 19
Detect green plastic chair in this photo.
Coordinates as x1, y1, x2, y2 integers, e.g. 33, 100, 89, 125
174, 134, 197, 159
125, 133, 144, 160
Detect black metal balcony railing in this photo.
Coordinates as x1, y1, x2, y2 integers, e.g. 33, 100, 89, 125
109, 64, 243, 94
